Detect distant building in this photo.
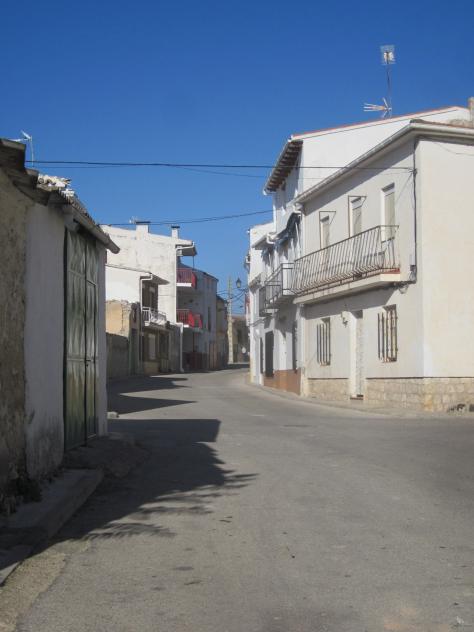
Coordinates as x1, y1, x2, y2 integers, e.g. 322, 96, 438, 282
101, 223, 196, 376
178, 265, 220, 370
230, 315, 249, 363
0, 139, 117, 510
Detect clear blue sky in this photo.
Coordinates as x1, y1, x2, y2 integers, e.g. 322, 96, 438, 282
3, 0, 473, 310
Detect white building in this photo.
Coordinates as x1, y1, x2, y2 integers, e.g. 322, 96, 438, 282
248, 100, 474, 410
177, 265, 219, 370
102, 223, 196, 375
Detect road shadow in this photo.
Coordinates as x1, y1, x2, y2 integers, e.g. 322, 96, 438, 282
49, 417, 257, 544
108, 375, 194, 415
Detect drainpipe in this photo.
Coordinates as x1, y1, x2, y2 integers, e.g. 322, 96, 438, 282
178, 322, 184, 373
410, 138, 419, 284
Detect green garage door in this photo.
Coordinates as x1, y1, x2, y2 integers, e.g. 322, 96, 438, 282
64, 230, 99, 450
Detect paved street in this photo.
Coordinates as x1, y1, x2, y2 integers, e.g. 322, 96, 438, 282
4, 368, 474, 632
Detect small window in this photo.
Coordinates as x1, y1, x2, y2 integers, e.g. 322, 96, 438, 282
317, 318, 331, 366
378, 306, 397, 362
383, 185, 396, 240
320, 216, 330, 249
350, 197, 363, 236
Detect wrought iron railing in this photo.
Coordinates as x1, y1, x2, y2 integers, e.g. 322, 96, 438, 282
177, 309, 203, 329
265, 263, 294, 306
142, 307, 167, 326
292, 225, 399, 294
177, 268, 197, 288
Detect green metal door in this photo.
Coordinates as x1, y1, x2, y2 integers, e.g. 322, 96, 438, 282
64, 231, 99, 450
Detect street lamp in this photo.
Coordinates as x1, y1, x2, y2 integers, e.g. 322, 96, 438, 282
236, 278, 242, 289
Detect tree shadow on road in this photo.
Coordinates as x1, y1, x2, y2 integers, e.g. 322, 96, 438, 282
53, 417, 257, 544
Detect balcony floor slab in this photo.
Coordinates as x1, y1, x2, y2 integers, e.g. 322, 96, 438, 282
293, 272, 402, 305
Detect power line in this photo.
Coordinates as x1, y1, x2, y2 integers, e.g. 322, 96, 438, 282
103, 209, 272, 226
26, 158, 412, 172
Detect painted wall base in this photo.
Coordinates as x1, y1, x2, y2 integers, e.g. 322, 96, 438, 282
264, 370, 301, 395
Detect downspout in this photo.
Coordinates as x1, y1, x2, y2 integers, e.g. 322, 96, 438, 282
411, 138, 420, 284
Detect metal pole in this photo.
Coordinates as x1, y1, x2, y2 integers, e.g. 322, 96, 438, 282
227, 276, 233, 364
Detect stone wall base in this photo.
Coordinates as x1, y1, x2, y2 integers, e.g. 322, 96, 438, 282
264, 370, 301, 395
366, 377, 474, 412
302, 378, 349, 402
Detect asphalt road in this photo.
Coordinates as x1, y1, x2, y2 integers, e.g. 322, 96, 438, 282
6, 368, 474, 632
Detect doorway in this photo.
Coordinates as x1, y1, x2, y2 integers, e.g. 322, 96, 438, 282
64, 230, 99, 450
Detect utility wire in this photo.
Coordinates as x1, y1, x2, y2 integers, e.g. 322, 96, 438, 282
103, 209, 272, 226
26, 159, 412, 171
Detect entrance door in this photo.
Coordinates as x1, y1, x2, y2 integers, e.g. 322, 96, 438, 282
64, 230, 99, 450
351, 311, 364, 398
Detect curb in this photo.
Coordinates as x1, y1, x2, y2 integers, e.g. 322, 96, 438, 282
0, 469, 103, 586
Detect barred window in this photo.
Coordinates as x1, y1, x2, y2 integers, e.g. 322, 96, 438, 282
317, 318, 331, 366
378, 306, 397, 362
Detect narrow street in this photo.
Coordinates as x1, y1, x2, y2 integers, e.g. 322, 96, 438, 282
6, 368, 474, 632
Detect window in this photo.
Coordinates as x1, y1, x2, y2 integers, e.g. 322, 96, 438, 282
383, 185, 396, 240
350, 197, 363, 236
142, 281, 158, 309
259, 338, 264, 374
378, 306, 397, 362
320, 215, 330, 249
317, 318, 331, 366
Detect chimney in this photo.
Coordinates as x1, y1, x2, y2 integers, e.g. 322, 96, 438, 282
171, 225, 180, 239
135, 221, 150, 234
469, 97, 474, 123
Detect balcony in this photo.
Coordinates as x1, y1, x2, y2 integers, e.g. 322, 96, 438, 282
177, 309, 203, 329
177, 268, 197, 288
292, 225, 400, 299
142, 307, 167, 327
258, 263, 295, 316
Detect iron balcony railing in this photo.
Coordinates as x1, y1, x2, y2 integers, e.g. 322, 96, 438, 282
258, 263, 295, 315
292, 225, 399, 294
177, 268, 197, 288
142, 307, 167, 326
177, 309, 203, 329
265, 263, 294, 306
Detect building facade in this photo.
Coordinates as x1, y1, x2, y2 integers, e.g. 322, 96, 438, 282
248, 100, 474, 410
0, 139, 117, 510
102, 223, 196, 376
178, 265, 219, 370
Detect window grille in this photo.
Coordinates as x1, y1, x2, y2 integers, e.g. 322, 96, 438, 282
316, 318, 331, 366
378, 306, 397, 362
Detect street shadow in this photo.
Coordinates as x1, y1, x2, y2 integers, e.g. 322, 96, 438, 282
108, 375, 194, 415
48, 417, 257, 544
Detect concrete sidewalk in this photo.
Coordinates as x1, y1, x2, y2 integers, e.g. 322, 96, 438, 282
0, 433, 148, 586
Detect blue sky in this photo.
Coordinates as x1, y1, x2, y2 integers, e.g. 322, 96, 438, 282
2, 0, 473, 309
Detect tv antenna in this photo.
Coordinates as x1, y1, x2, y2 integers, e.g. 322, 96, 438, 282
13, 131, 35, 165
363, 45, 396, 118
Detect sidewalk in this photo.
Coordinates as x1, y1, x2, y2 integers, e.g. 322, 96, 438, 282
248, 379, 473, 420
0, 432, 148, 586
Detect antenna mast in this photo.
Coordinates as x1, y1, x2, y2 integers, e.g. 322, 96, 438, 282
363, 45, 396, 119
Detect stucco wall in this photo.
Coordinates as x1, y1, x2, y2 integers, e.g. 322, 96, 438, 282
0, 168, 29, 504
418, 140, 474, 377
24, 203, 65, 480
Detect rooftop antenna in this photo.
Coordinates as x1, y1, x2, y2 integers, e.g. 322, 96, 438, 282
13, 130, 35, 165
363, 44, 396, 118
